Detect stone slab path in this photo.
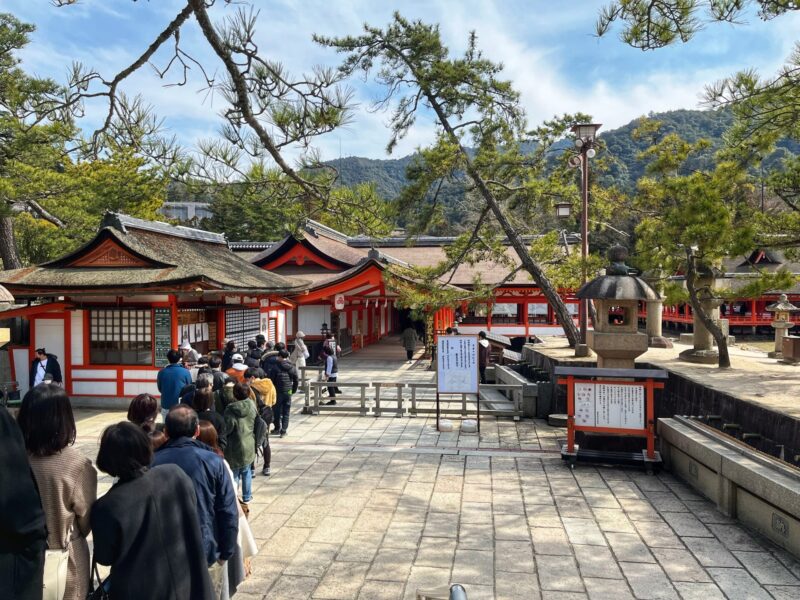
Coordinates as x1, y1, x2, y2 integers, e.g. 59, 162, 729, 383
71, 404, 799, 600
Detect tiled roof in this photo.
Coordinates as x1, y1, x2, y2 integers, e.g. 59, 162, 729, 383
0, 213, 308, 296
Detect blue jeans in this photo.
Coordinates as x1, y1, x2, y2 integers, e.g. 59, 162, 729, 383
232, 466, 252, 502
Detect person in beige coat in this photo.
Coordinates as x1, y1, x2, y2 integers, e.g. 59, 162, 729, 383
17, 384, 97, 600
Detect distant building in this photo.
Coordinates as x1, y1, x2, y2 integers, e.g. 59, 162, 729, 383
159, 201, 213, 223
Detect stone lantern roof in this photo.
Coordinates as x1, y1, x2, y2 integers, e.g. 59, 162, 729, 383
766, 294, 800, 314
576, 245, 660, 302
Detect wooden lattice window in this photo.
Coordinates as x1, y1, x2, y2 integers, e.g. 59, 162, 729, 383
225, 309, 260, 349
90, 309, 152, 365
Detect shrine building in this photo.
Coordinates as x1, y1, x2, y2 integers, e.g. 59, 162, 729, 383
0, 213, 306, 403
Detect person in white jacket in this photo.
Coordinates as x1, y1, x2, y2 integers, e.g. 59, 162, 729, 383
289, 331, 308, 369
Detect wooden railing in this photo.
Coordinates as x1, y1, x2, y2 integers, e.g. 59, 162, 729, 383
299, 375, 523, 420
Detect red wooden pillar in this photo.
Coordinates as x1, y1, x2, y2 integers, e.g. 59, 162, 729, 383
216, 308, 226, 349
523, 302, 530, 337
169, 295, 179, 350
487, 303, 493, 331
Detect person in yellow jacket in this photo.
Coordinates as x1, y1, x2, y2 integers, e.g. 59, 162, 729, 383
243, 367, 276, 477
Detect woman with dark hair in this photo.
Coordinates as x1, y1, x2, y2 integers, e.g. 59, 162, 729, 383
195, 387, 227, 450
91, 422, 214, 600
221, 340, 237, 372
17, 384, 96, 600
126, 393, 159, 433
0, 405, 47, 600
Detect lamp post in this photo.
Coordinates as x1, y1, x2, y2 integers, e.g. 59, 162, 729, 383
568, 123, 601, 355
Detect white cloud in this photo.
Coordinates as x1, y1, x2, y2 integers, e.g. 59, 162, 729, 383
5, 0, 799, 163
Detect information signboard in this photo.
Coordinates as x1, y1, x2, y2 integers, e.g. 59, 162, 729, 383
436, 335, 479, 394
573, 382, 645, 429
153, 308, 172, 366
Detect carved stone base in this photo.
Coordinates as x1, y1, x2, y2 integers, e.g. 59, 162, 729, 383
679, 348, 718, 364
649, 336, 673, 349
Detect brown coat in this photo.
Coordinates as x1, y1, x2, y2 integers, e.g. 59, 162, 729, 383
28, 447, 97, 600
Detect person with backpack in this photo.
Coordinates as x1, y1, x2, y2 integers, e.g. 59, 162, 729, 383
223, 383, 257, 504
243, 368, 275, 477
270, 350, 298, 437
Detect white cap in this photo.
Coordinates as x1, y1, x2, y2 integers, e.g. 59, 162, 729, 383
232, 363, 248, 371
232, 353, 244, 363
180, 341, 191, 350
296, 331, 305, 338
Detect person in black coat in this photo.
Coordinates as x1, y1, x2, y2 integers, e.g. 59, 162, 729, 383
29, 348, 63, 388
91, 422, 214, 600
0, 405, 47, 600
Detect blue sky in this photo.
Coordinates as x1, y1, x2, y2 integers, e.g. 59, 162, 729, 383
5, 1, 800, 164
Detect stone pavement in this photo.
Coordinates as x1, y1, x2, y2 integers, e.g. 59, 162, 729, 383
71, 403, 800, 600
66, 339, 800, 599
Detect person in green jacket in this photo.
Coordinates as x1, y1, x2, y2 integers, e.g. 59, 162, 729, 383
223, 382, 256, 503
401, 325, 418, 363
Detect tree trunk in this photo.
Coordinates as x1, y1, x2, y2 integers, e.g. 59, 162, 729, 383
425, 100, 580, 347
0, 217, 22, 270
685, 254, 730, 369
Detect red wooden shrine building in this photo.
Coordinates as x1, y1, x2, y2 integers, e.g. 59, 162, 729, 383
0, 213, 306, 403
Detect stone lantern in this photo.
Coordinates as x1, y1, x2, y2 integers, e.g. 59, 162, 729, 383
765, 294, 799, 359
577, 245, 660, 369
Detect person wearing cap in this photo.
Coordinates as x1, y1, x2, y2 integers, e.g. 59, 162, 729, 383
225, 354, 248, 384
289, 331, 308, 369
180, 341, 202, 365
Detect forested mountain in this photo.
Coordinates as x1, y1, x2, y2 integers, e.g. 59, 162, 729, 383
327, 108, 799, 203
182, 108, 799, 235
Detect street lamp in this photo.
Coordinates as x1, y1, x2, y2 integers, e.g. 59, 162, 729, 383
569, 122, 602, 356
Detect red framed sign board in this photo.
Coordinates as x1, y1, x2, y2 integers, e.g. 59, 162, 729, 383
554, 366, 666, 471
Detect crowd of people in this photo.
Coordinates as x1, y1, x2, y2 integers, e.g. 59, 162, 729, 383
0, 331, 315, 600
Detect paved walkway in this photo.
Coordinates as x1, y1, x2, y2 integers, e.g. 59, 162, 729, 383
73, 409, 800, 600
68, 343, 800, 600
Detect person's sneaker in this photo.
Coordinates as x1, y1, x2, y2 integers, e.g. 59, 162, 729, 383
262, 467, 271, 477
279, 430, 286, 438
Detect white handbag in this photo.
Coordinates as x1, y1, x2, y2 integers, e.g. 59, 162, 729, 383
43, 547, 69, 600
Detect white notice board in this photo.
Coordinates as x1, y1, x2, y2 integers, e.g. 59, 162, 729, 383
572, 383, 645, 430
437, 335, 479, 394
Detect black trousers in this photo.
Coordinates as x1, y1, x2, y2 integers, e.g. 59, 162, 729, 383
479, 366, 487, 384
326, 376, 338, 397
274, 392, 291, 433
406, 349, 413, 360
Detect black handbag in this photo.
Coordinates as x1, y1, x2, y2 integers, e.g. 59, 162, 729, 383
86, 556, 110, 600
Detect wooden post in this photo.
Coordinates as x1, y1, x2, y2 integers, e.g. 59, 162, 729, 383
566, 375, 575, 454
436, 391, 441, 431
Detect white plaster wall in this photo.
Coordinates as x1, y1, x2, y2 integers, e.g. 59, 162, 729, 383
278, 311, 286, 344
298, 305, 330, 334
72, 369, 116, 379
71, 311, 84, 366
124, 381, 160, 396
73, 381, 117, 395
285, 309, 293, 337
122, 369, 159, 380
